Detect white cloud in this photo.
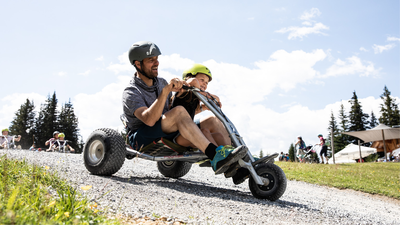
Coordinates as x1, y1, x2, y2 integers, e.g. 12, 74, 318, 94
276, 22, 329, 40
387, 36, 400, 42
73, 76, 131, 138
359, 47, 368, 52
276, 8, 329, 40
96, 56, 104, 61
372, 43, 396, 54
274, 7, 286, 12
159, 54, 195, 73
322, 56, 381, 78
79, 70, 91, 76
107, 51, 133, 74
58, 72, 67, 77
0, 93, 47, 132
301, 21, 313, 26
300, 8, 321, 21
247, 17, 255, 20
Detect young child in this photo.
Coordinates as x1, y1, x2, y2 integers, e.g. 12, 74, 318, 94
295, 136, 306, 162
0, 128, 21, 149
170, 64, 227, 148
57, 133, 75, 153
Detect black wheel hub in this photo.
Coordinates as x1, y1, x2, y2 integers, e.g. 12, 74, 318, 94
258, 172, 275, 191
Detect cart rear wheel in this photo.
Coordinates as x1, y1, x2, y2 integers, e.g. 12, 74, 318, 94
83, 128, 126, 175
157, 161, 192, 178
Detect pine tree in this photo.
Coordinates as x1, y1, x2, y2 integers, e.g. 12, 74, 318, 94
58, 99, 80, 151
328, 110, 338, 139
9, 99, 36, 149
327, 110, 342, 153
336, 103, 349, 152
259, 149, 264, 158
34, 92, 59, 147
369, 111, 378, 129
288, 143, 295, 162
379, 86, 400, 126
348, 91, 369, 144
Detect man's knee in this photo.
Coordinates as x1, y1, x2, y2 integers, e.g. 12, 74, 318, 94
200, 115, 220, 129
167, 106, 191, 120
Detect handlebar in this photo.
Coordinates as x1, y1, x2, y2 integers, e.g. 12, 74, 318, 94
181, 85, 221, 107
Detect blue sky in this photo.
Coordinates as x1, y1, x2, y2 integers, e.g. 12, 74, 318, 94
1, 0, 399, 154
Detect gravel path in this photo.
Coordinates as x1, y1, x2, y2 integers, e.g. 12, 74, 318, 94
1, 150, 399, 225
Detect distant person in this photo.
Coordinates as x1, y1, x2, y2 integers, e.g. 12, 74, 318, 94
395, 154, 400, 162
295, 136, 306, 162
317, 134, 328, 164
0, 128, 21, 149
45, 131, 60, 152
57, 133, 75, 153
29, 143, 41, 151
285, 153, 290, 162
279, 152, 285, 161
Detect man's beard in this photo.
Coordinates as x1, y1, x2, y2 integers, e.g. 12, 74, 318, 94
143, 65, 158, 79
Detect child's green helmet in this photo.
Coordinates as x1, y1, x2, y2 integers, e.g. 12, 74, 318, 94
2, 128, 9, 132
182, 64, 212, 81
58, 133, 65, 138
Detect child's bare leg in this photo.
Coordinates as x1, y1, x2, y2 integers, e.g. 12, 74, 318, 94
175, 135, 194, 147
175, 128, 221, 148
200, 128, 218, 146
210, 132, 228, 146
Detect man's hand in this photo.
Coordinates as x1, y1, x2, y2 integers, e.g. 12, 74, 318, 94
168, 78, 185, 92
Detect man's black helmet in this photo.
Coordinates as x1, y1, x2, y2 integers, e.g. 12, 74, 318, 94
128, 41, 161, 65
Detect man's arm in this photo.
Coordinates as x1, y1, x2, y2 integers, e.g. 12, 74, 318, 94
135, 78, 183, 127
15, 135, 21, 142
45, 138, 54, 146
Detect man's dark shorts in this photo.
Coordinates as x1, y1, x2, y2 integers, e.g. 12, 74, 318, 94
129, 118, 179, 150
320, 145, 328, 157
128, 117, 201, 150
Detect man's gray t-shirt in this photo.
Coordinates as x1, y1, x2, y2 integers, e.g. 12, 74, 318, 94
122, 75, 171, 133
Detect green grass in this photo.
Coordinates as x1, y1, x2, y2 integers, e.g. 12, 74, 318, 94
276, 161, 400, 199
0, 154, 120, 224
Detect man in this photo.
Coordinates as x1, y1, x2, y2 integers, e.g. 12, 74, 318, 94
0, 128, 21, 149
45, 131, 60, 151
122, 41, 247, 174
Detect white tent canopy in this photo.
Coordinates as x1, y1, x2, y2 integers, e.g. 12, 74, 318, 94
342, 124, 400, 160
392, 147, 400, 157
342, 124, 400, 142
330, 144, 377, 164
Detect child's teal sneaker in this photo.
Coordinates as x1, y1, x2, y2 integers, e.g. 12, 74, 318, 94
210, 145, 247, 174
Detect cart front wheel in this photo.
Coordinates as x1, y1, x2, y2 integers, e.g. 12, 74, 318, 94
249, 163, 287, 201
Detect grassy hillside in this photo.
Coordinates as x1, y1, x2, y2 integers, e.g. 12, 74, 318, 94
276, 161, 400, 199
0, 155, 119, 224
